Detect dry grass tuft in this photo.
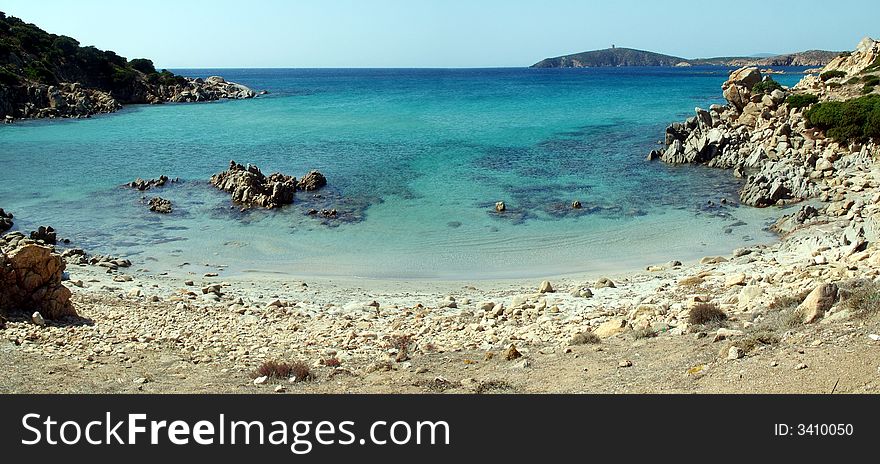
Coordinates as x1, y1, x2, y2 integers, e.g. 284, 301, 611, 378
569, 331, 601, 345
253, 360, 314, 382
688, 303, 727, 326
839, 280, 880, 318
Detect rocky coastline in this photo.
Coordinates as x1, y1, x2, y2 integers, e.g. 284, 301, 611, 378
2, 39, 880, 394
2, 75, 258, 122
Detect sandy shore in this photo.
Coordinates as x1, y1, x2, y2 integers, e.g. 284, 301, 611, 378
2, 187, 880, 394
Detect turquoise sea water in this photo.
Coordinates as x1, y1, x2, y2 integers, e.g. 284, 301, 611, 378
0, 67, 806, 279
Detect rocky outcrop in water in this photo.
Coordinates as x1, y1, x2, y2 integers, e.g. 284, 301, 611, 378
29, 226, 57, 245
298, 170, 328, 191
163, 76, 256, 103
148, 197, 173, 214
126, 175, 178, 191
0, 208, 12, 232
210, 161, 300, 209
650, 37, 880, 214
650, 69, 825, 207
0, 242, 76, 320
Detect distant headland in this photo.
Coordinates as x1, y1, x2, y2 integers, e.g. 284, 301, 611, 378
531, 46, 842, 68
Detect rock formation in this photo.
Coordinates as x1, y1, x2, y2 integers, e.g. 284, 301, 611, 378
0, 242, 76, 320
0, 208, 12, 232
210, 161, 300, 209
650, 67, 831, 207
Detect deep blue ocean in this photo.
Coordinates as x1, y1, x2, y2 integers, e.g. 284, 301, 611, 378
0, 67, 807, 279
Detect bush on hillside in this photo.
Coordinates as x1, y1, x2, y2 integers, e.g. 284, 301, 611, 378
820, 70, 847, 81
752, 78, 783, 94
128, 58, 156, 74
786, 93, 819, 109
805, 94, 880, 143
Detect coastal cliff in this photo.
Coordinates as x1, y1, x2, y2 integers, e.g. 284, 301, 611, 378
531, 47, 841, 68
648, 37, 879, 215
0, 11, 256, 122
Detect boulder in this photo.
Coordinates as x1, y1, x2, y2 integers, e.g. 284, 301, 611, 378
594, 318, 629, 338
795, 283, 839, 324
0, 244, 76, 319
722, 67, 762, 110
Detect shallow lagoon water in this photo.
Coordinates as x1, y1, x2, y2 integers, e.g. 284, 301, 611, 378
0, 67, 806, 279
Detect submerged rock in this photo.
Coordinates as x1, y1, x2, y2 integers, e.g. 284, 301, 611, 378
0, 244, 76, 320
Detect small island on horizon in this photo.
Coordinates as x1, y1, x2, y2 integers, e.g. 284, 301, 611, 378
531, 45, 843, 68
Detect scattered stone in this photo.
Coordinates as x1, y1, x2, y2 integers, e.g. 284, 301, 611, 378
538, 280, 554, 293
618, 360, 633, 368
495, 201, 506, 212
795, 363, 808, 370
727, 346, 745, 360
725, 273, 747, 287
31, 311, 46, 326
504, 345, 522, 361
253, 376, 269, 385
594, 277, 616, 288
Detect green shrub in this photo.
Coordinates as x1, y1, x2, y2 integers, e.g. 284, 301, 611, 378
787, 94, 819, 109
863, 75, 880, 86
752, 78, 783, 94
820, 70, 847, 81
805, 94, 880, 143
128, 58, 156, 74
863, 85, 876, 95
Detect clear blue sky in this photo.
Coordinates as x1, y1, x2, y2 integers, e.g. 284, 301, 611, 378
2, 0, 878, 68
